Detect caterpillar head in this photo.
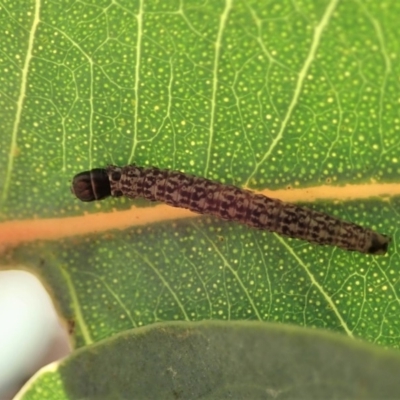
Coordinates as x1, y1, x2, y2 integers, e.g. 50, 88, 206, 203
71, 168, 111, 202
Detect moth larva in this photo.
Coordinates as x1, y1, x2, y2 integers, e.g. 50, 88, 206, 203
71, 165, 390, 255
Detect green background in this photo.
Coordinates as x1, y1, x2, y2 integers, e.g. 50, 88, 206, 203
1, 0, 399, 397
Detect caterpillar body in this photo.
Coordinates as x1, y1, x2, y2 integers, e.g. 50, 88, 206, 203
71, 165, 390, 255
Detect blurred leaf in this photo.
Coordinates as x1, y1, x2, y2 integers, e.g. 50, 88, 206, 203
17, 321, 400, 400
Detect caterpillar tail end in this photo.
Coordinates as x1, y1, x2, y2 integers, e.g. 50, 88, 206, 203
366, 232, 391, 255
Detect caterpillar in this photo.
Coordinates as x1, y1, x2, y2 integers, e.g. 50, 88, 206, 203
71, 165, 390, 255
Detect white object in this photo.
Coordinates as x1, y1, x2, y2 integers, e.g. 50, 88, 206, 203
0, 270, 70, 399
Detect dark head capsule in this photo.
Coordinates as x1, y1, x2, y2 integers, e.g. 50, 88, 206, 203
71, 168, 111, 202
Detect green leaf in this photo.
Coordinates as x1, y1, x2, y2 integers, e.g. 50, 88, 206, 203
17, 321, 400, 399
1, 0, 399, 394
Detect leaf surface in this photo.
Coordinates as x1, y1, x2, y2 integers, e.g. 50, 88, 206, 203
17, 321, 400, 400
1, 0, 400, 393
